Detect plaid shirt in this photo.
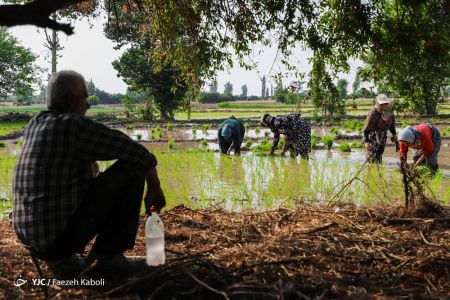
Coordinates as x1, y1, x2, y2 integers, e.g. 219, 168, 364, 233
12, 111, 157, 251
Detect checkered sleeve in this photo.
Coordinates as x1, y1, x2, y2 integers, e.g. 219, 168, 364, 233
75, 116, 157, 169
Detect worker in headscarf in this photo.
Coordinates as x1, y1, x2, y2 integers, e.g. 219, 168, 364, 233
217, 116, 245, 155
260, 113, 311, 159
363, 94, 397, 163
398, 123, 441, 173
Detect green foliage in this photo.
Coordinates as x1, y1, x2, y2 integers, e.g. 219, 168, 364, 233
166, 122, 173, 131
136, 133, 142, 141
126, 124, 135, 130
192, 124, 197, 134
87, 95, 100, 107
151, 126, 162, 140
338, 142, 351, 152
255, 127, 261, 135
323, 135, 334, 150
121, 94, 134, 114
112, 46, 188, 120
264, 131, 270, 138
224, 82, 233, 97
216, 102, 293, 109
336, 79, 349, 100
358, 1, 449, 115
0, 28, 41, 100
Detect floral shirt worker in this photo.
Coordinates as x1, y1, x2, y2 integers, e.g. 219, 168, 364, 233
398, 124, 441, 173
260, 113, 311, 159
363, 94, 397, 163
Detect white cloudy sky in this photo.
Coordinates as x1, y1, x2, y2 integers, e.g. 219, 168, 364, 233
8, 17, 362, 96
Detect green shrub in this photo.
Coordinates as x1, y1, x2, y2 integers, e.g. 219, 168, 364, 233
338, 141, 351, 152
323, 135, 334, 150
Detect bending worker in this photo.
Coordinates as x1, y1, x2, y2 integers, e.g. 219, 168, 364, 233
260, 113, 311, 159
398, 123, 441, 173
218, 116, 245, 155
363, 94, 397, 163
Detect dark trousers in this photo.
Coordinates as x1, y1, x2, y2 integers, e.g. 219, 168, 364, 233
36, 160, 145, 260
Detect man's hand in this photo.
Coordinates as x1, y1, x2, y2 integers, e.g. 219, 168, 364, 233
145, 186, 166, 213
364, 142, 371, 152
144, 167, 166, 213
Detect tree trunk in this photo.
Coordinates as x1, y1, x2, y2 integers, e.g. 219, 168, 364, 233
51, 28, 57, 73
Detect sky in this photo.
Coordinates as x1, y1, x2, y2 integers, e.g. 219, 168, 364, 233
8, 17, 362, 96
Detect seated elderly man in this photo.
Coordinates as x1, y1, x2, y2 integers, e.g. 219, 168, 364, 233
12, 70, 165, 275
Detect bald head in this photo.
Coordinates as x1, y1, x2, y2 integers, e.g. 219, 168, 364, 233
46, 70, 89, 115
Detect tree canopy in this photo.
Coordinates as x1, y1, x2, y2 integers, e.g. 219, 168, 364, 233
0, 27, 41, 100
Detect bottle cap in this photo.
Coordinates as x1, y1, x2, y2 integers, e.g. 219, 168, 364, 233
150, 206, 156, 212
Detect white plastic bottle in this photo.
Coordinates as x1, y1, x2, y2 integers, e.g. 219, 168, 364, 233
145, 207, 165, 266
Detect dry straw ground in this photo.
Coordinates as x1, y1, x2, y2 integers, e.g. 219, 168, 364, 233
1, 203, 449, 299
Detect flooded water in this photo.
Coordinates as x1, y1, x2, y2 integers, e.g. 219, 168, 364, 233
1, 125, 449, 213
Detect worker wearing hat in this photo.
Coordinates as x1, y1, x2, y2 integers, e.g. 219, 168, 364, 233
398, 123, 441, 173
217, 116, 245, 155
260, 113, 311, 158
363, 94, 397, 163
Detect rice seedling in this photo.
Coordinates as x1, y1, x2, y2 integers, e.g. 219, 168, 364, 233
323, 135, 334, 150
338, 141, 351, 152
311, 134, 318, 149
244, 122, 249, 134
136, 133, 142, 141
330, 127, 340, 136
255, 127, 261, 135
0, 142, 5, 148
166, 122, 173, 131
201, 138, 208, 148
192, 124, 197, 134
441, 126, 450, 137
202, 123, 210, 133
342, 120, 364, 132
350, 141, 364, 148
168, 139, 175, 150
264, 131, 270, 138
126, 125, 135, 130
245, 139, 253, 148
